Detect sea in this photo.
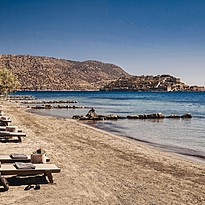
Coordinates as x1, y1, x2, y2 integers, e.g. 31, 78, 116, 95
12, 91, 205, 162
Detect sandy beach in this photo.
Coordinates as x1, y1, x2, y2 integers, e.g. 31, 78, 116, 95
0, 100, 205, 205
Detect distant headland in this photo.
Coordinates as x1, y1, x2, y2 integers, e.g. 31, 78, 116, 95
100, 75, 205, 92
0, 54, 204, 92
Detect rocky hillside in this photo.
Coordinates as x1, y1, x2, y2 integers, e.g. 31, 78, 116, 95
0, 54, 129, 90
100, 75, 205, 92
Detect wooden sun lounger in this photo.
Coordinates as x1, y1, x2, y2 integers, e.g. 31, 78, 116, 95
0, 131, 26, 142
0, 155, 50, 163
0, 163, 60, 185
0, 119, 11, 126
0, 126, 22, 132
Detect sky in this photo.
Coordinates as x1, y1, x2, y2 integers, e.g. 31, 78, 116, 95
0, 0, 205, 86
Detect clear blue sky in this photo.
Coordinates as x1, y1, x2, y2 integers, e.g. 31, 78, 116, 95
0, 0, 205, 85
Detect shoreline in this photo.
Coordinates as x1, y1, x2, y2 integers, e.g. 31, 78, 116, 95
0, 101, 205, 204
85, 121, 205, 163
30, 108, 205, 163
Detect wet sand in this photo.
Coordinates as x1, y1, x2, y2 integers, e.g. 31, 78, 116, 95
0, 100, 205, 205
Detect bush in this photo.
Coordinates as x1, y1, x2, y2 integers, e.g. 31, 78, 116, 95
0, 68, 20, 96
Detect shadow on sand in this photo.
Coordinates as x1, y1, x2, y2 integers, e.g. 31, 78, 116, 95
0, 175, 48, 192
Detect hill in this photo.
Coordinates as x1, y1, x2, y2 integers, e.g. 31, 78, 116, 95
0, 54, 204, 92
100, 75, 205, 92
0, 54, 129, 90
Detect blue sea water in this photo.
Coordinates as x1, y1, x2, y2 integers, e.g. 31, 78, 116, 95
13, 91, 205, 160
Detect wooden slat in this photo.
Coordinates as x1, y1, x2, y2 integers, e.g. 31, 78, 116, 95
0, 164, 60, 175
0, 155, 50, 163
0, 126, 22, 132
0, 131, 26, 137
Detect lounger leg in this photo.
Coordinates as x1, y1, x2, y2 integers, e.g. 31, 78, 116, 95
44, 171, 53, 183
18, 137, 22, 142
0, 173, 9, 191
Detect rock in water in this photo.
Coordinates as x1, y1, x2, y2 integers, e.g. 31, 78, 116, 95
181, 113, 192, 118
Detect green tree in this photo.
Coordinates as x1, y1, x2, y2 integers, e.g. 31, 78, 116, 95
0, 68, 20, 97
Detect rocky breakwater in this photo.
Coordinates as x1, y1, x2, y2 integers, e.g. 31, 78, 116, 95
21, 100, 78, 104
72, 108, 126, 120
73, 109, 192, 120
8, 95, 38, 101
18, 99, 88, 109
127, 113, 165, 119
127, 113, 192, 119
30, 105, 90, 109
